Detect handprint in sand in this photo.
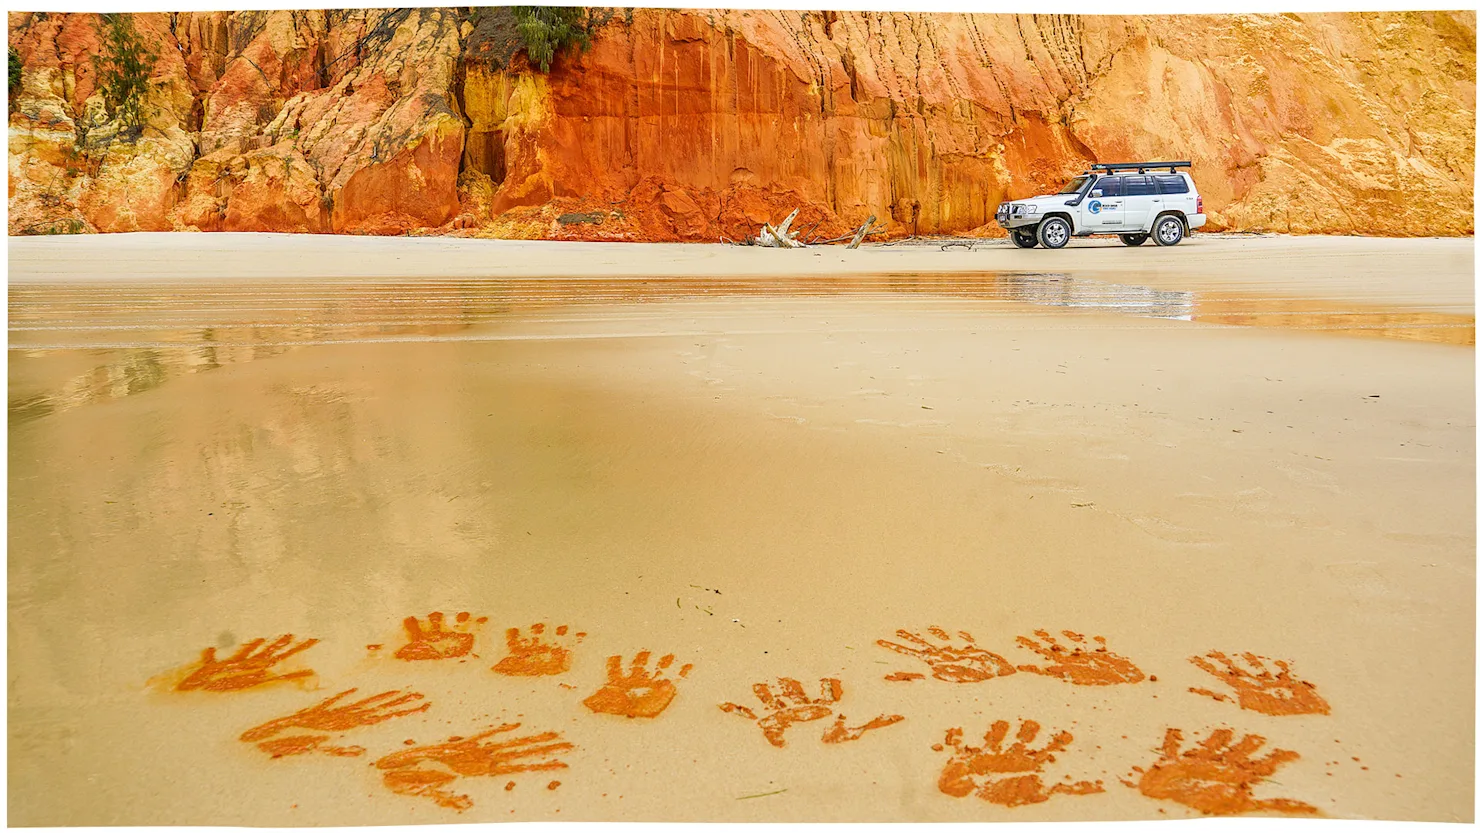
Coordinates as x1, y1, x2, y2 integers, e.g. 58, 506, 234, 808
934, 720, 1104, 806
1188, 652, 1330, 716
375, 724, 573, 811
175, 635, 319, 692
1125, 728, 1319, 816
491, 624, 585, 676
395, 612, 487, 661
877, 627, 1016, 683
1015, 630, 1146, 686
240, 688, 430, 758
583, 652, 693, 718
720, 677, 903, 748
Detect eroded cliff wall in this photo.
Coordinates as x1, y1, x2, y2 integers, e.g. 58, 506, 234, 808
8, 9, 1474, 239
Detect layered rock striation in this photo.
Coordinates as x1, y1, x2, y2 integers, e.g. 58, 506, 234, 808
8, 9, 1475, 239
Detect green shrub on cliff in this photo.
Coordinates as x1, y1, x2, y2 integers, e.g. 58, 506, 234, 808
9, 47, 22, 101
92, 13, 156, 140
511, 6, 594, 72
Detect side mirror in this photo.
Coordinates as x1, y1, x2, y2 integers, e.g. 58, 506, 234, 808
1090, 190, 1103, 198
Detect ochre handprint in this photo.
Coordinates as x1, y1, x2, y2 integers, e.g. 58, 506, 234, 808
395, 612, 487, 661
176, 635, 319, 692
1015, 630, 1146, 686
1188, 652, 1330, 716
583, 652, 693, 718
1125, 728, 1320, 816
876, 627, 1016, 683
934, 721, 1104, 806
821, 713, 906, 744
239, 688, 431, 758
374, 724, 573, 811
720, 677, 902, 747
491, 623, 585, 676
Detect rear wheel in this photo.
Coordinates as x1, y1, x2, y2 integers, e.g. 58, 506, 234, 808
1152, 215, 1185, 246
1120, 233, 1148, 247
1036, 217, 1071, 249
1010, 229, 1038, 248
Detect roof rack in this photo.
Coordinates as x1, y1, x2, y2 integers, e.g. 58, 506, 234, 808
1090, 161, 1192, 173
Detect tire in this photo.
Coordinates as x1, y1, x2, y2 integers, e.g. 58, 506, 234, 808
1010, 229, 1038, 248
1120, 233, 1148, 247
1036, 216, 1071, 249
1152, 215, 1185, 247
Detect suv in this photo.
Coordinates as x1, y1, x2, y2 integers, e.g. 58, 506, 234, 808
995, 161, 1206, 249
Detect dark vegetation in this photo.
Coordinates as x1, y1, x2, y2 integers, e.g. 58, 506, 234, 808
92, 13, 157, 140
464, 7, 616, 72
511, 7, 593, 72
9, 46, 21, 101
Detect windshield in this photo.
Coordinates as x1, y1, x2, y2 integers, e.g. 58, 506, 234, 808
1057, 175, 1093, 195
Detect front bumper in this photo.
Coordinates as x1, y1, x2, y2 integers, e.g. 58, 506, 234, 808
994, 207, 1039, 230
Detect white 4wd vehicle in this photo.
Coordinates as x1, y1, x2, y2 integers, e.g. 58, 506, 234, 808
995, 161, 1206, 249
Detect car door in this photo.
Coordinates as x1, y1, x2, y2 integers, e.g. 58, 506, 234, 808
1119, 175, 1158, 230
1153, 174, 1195, 218
1083, 176, 1126, 232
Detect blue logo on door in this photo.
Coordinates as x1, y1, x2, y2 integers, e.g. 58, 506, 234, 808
1088, 200, 1102, 214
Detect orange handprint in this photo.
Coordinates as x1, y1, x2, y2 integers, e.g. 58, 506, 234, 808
1015, 630, 1146, 686
877, 627, 1017, 683
1125, 728, 1319, 816
721, 677, 902, 748
583, 652, 693, 718
1188, 652, 1330, 716
175, 634, 319, 692
375, 724, 573, 811
395, 612, 487, 661
239, 688, 431, 758
935, 720, 1104, 806
491, 623, 584, 677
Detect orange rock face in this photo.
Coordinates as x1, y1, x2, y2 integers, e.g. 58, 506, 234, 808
8, 9, 1475, 240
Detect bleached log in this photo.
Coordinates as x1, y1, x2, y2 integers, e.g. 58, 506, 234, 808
846, 215, 878, 249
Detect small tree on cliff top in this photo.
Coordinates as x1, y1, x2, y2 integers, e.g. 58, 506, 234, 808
511, 7, 594, 72
92, 13, 157, 140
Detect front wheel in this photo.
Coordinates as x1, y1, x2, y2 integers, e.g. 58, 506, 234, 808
1036, 217, 1071, 249
1010, 229, 1038, 248
1120, 233, 1148, 247
1152, 215, 1185, 246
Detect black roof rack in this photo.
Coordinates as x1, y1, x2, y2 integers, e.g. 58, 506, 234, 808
1090, 161, 1191, 173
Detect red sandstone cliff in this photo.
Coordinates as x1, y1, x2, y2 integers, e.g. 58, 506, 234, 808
8, 9, 1475, 239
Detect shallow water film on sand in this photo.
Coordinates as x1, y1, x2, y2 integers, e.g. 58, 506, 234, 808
8, 254, 1475, 824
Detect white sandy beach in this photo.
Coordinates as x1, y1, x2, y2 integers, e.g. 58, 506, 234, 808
7, 233, 1475, 824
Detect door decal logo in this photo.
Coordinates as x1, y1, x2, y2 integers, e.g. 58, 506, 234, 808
1088, 200, 1102, 214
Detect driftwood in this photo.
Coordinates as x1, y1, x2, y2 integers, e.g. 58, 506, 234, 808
846, 214, 878, 249
755, 208, 807, 248
753, 210, 888, 248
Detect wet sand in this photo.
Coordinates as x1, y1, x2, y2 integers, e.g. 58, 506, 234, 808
8, 235, 1475, 824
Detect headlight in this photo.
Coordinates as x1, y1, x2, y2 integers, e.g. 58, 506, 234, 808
1024, 206, 1038, 214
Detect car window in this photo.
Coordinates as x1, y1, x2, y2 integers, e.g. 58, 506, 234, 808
1154, 175, 1190, 194
1057, 175, 1092, 195
1095, 177, 1122, 197
1123, 176, 1156, 196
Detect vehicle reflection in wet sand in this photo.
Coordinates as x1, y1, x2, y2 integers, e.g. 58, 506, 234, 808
9, 274, 1469, 425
